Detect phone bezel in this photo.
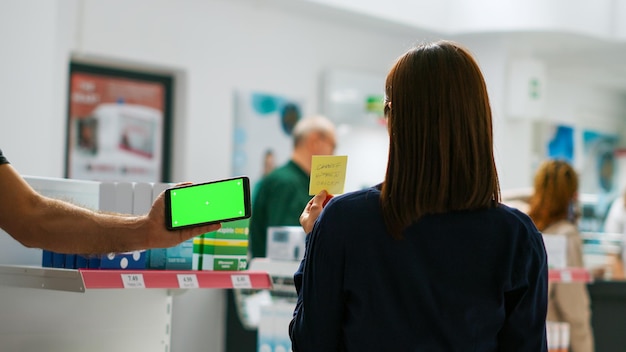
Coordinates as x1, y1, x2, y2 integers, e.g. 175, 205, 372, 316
164, 176, 251, 230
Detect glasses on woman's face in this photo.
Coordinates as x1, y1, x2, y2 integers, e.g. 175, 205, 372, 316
384, 101, 391, 119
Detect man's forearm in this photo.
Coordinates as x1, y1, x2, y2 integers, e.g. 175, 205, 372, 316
0, 163, 220, 254
18, 196, 149, 254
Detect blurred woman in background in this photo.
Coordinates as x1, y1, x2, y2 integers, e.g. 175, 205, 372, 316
528, 159, 595, 352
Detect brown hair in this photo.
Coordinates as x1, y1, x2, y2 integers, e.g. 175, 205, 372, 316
381, 40, 501, 238
528, 159, 578, 231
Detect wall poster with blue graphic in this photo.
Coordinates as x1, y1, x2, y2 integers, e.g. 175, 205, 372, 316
581, 130, 619, 195
546, 125, 574, 164
232, 90, 304, 192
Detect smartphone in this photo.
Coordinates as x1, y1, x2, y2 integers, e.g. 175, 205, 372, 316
164, 176, 251, 230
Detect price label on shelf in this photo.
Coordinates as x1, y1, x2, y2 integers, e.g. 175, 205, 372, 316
177, 274, 199, 289
122, 273, 145, 288
231, 274, 252, 289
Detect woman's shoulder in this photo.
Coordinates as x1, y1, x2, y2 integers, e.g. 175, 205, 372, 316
319, 186, 382, 222
488, 204, 545, 241
328, 186, 381, 205
495, 203, 537, 226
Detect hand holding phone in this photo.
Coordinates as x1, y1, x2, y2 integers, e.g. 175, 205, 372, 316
164, 176, 251, 230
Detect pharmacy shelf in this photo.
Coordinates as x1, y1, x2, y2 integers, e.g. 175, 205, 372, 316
548, 268, 591, 283
0, 265, 272, 293
0, 265, 587, 293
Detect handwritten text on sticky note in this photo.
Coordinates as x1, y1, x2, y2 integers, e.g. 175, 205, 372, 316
309, 155, 348, 195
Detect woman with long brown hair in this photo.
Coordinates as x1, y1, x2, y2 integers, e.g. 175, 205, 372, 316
289, 40, 548, 351
528, 159, 595, 352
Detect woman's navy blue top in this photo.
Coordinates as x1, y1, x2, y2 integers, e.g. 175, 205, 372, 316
290, 185, 548, 352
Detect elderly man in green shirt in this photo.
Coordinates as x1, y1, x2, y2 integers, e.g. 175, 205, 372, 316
250, 115, 336, 258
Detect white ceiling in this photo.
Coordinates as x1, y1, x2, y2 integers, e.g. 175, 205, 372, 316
271, 0, 626, 96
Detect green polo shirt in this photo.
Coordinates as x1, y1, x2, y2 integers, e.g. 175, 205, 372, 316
250, 160, 310, 258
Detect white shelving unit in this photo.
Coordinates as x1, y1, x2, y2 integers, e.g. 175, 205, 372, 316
0, 265, 271, 351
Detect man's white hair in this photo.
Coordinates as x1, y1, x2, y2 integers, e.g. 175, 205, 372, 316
292, 115, 335, 146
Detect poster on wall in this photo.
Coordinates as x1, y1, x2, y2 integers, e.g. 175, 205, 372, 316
232, 90, 303, 192
580, 129, 619, 195
546, 124, 574, 164
579, 129, 620, 231
66, 62, 173, 182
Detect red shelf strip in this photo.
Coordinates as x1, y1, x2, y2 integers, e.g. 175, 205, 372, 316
548, 268, 591, 283
79, 269, 272, 289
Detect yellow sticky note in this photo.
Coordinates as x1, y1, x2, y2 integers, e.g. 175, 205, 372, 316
309, 155, 348, 195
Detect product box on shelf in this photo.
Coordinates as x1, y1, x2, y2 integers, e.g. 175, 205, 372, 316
197, 219, 249, 271
100, 250, 147, 269
95, 181, 148, 269
88, 255, 101, 269
41, 250, 145, 269
75, 254, 89, 268
46, 252, 86, 269
41, 251, 53, 267
146, 240, 193, 270
64, 254, 76, 269
546, 321, 570, 352
53, 252, 66, 268
266, 226, 306, 261
258, 301, 294, 352
192, 235, 204, 270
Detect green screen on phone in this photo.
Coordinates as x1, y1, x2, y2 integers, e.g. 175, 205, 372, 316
167, 177, 249, 229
